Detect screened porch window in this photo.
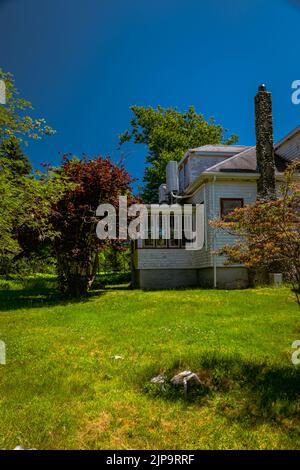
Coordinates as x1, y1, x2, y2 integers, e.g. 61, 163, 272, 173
143, 213, 184, 248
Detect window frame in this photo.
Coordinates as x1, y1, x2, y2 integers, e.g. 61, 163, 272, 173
220, 198, 244, 218
140, 207, 201, 249
142, 238, 184, 249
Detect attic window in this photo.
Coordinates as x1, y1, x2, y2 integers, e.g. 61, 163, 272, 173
220, 198, 244, 218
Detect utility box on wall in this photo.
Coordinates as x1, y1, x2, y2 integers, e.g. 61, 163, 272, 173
269, 273, 283, 287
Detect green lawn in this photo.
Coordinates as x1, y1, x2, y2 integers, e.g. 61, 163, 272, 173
0, 277, 300, 449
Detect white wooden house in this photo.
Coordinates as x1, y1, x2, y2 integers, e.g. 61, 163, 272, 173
132, 87, 300, 289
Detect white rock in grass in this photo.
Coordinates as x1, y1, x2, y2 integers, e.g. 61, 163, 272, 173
151, 374, 166, 391
171, 370, 203, 397
111, 355, 125, 360
151, 374, 165, 384
14, 445, 36, 450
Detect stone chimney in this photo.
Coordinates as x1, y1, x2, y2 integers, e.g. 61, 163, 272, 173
254, 84, 276, 199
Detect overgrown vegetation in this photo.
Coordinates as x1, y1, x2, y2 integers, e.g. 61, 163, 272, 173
0, 69, 135, 296
0, 69, 70, 275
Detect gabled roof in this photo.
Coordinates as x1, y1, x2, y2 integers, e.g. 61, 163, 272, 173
179, 144, 251, 165
274, 125, 300, 150
204, 147, 257, 173
179, 126, 300, 176
203, 146, 289, 175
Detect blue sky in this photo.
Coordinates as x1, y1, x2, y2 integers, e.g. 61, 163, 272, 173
1, 0, 300, 190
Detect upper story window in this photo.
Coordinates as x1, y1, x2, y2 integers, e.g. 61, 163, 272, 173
220, 198, 244, 218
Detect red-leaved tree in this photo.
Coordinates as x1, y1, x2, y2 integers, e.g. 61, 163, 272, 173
211, 163, 300, 304
50, 155, 135, 297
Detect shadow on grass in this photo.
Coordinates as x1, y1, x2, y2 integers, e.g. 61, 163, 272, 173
141, 353, 300, 429
0, 272, 132, 311
0, 287, 106, 311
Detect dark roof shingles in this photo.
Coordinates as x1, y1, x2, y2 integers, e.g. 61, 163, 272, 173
204, 147, 288, 174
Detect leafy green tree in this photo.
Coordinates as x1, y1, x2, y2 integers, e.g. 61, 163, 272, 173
0, 68, 55, 143
0, 163, 21, 257
0, 136, 32, 177
0, 68, 64, 275
0, 160, 71, 272
119, 105, 238, 202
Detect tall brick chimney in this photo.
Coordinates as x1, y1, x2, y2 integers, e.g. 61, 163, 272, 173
255, 84, 276, 199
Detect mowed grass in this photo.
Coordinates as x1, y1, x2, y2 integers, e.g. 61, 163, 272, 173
0, 277, 300, 449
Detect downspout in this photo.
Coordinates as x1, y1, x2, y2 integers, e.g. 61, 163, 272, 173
204, 185, 208, 251
212, 176, 217, 288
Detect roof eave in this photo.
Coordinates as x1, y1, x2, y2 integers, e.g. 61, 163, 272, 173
183, 172, 260, 196
203, 171, 260, 178
178, 150, 191, 167
178, 147, 252, 167
183, 171, 289, 196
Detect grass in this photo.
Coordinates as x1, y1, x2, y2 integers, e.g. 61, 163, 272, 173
0, 276, 299, 449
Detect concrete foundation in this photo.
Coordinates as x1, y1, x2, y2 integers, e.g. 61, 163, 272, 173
132, 267, 249, 290
198, 267, 249, 289
133, 269, 199, 290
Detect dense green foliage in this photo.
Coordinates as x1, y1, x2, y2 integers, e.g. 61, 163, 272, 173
119, 105, 238, 202
0, 136, 31, 176
0, 68, 54, 143
0, 69, 65, 274
0, 160, 71, 270
0, 69, 133, 285
0, 280, 299, 449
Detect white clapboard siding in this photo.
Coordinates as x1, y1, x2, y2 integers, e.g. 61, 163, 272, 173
212, 180, 257, 267
190, 180, 257, 268
189, 184, 212, 268
135, 179, 258, 270
135, 248, 199, 269
189, 154, 227, 186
